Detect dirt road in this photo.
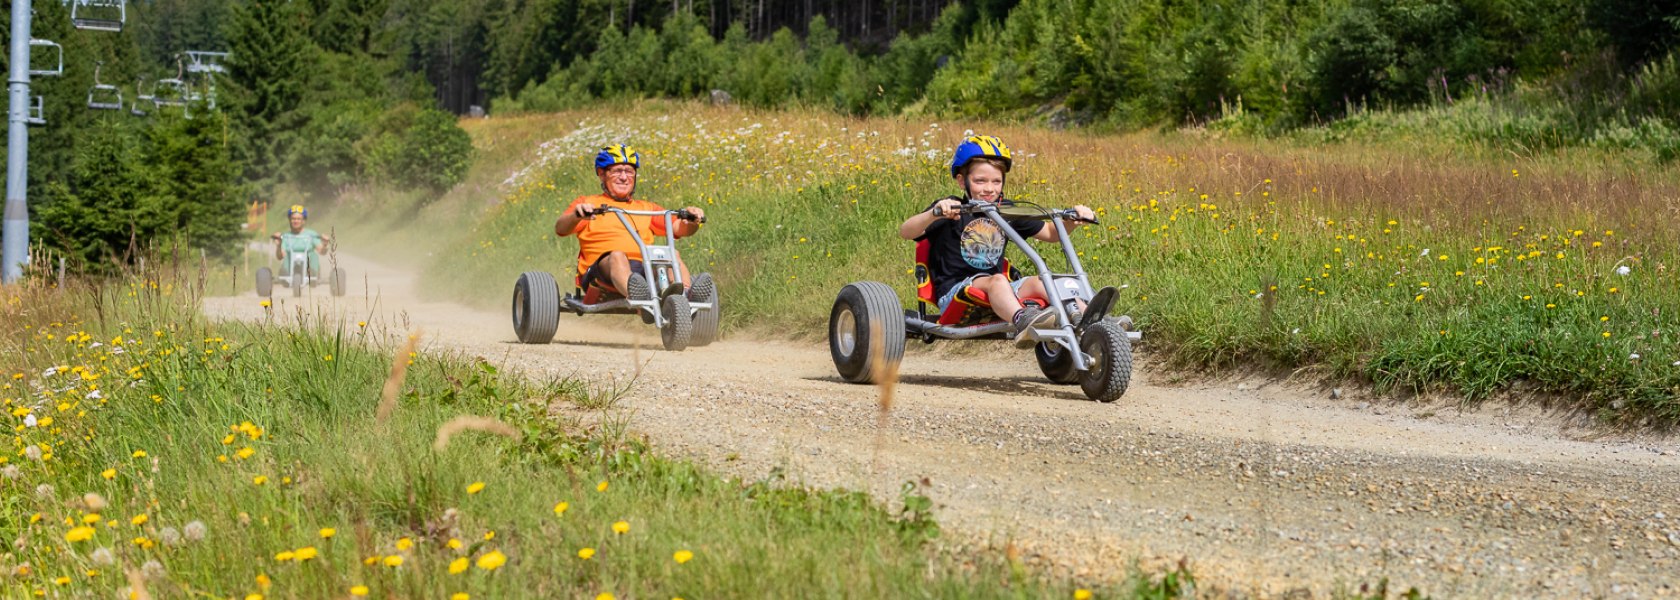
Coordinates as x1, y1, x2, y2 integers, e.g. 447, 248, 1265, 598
205, 253, 1680, 598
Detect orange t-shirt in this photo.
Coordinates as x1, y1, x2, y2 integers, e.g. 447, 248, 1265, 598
564, 195, 671, 277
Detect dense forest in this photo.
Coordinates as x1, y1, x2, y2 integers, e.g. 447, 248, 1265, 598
2, 0, 1677, 271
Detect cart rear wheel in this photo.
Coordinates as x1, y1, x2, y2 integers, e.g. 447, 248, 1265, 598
255, 267, 273, 298
689, 273, 720, 346
829, 281, 904, 383
512, 271, 560, 344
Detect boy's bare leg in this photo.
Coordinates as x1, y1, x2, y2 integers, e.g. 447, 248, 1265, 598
976, 274, 1024, 321
1015, 276, 1087, 315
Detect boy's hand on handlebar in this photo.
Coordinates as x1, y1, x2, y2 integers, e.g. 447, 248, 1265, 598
270, 232, 282, 241
930, 198, 962, 220
1071, 205, 1096, 223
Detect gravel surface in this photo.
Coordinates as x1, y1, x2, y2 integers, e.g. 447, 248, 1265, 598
205, 253, 1680, 598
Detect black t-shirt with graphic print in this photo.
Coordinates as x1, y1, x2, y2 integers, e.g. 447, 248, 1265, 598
915, 197, 1045, 302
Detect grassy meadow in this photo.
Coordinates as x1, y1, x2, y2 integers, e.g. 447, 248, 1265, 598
331, 101, 1680, 426
0, 263, 1205, 599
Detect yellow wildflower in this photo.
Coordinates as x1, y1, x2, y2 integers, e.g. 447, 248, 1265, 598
466, 481, 485, 495
449, 557, 469, 574
674, 550, 694, 564
65, 526, 95, 542
578, 547, 596, 560
553, 502, 569, 516
476, 550, 507, 571
319, 528, 335, 539
350, 586, 368, 596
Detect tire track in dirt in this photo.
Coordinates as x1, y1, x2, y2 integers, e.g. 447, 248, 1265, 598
205, 252, 1680, 598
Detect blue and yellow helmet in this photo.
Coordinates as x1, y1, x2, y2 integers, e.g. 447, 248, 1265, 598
950, 135, 1012, 177
286, 204, 307, 219
594, 144, 641, 170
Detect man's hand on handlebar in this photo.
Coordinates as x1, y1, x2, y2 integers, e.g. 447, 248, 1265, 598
571, 203, 599, 220
677, 207, 707, 223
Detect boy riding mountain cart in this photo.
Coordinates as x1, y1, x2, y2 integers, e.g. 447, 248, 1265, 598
273, 204, 329, 278
897, 135, 1096, 344
828, 134, 1137, 402
509, 144, 720, 350
256, 204, 346, 298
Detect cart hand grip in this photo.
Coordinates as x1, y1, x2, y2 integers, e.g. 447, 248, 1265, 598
1059, 209, 1099, 225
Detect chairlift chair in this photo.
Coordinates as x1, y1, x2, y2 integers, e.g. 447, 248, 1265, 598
130, 78, 153, 117
28, 40, 64, 77
184, 51, 229, 75
153, 57, 200, 119
86, 62, 122, 111
70, 0, 125, 32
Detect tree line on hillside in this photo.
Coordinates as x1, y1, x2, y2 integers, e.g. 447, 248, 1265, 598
503, 0, 1680, 149
4, 0, 1677, 272
0, 0, 474, 272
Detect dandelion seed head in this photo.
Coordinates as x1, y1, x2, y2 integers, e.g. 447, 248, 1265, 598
141, 559, 166, 580
89, 548, 114, 566
183, 521, 207, 542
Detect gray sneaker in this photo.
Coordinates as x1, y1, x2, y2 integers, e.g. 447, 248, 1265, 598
626, 272, 655, 323
625, 272, 653, 302
1011, 307, 1056, 348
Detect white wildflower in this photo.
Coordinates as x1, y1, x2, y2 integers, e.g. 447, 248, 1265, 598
1630, 353, 1641, 361
1419, 248, 1430, 257
22, 414, 35, 428
89, 548, 114, 566
141, 559, 166, 580
2, 465, 18, 480
158, 527, 181, 547
1616, 265, 1631, 276
183, 521, 207, 542
24, 446, 41, 461
82, 493, 107, 511
34, 484, 54, 500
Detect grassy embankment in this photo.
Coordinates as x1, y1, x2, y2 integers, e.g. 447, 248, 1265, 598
336, 101, 1680, 426
0, 266, 1194, 598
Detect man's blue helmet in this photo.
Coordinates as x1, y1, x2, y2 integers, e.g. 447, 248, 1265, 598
950, 135, 1013, 177
594, 144, 641, 170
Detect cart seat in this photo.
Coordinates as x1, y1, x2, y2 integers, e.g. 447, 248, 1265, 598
915, 239, 1046, 326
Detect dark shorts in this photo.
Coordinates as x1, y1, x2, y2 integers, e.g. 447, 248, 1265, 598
580, 254, 643, 294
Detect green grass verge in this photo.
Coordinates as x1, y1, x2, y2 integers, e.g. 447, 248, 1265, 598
332, 101, 1680, 427
0, 274, 1197, 599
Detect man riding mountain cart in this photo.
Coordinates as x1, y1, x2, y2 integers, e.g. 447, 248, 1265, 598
256, 205, 347, 298
828, 135, 1140, 402
510, 144, 721, 350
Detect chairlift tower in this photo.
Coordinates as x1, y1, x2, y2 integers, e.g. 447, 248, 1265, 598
6, 0, 116, 283
5, 1, 44, 282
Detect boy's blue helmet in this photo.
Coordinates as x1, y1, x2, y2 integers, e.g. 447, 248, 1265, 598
594, 144, 641, 170
950, 135, 1013, 177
